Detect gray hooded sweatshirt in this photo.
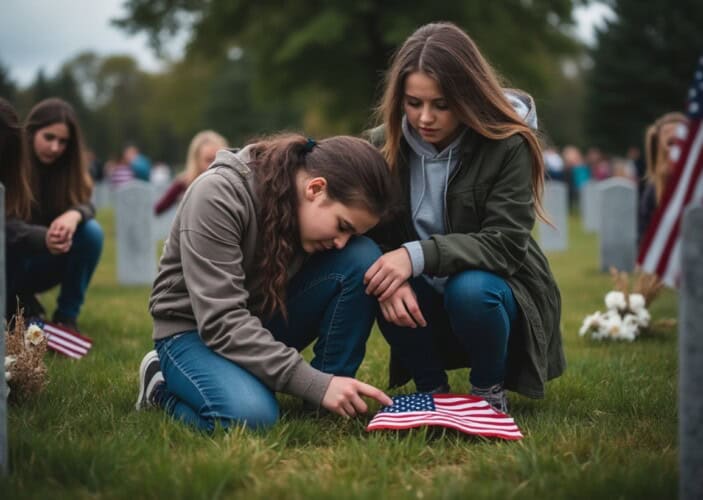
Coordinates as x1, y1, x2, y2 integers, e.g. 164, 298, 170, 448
402, 89, 538, 292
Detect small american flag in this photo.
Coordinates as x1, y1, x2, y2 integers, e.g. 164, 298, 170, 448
31, 319, 93, 359
366, 393, 523, 440
638, 54, 703, 286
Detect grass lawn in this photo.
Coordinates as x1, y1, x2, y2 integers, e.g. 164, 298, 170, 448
2, 210, 678, 499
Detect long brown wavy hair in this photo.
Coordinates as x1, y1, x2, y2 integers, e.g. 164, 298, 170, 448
249, 133, 392, 318
645, 112, 687, 204
25, 98, 93, 218
376, 22, 548, 222
0, 97, 33, 219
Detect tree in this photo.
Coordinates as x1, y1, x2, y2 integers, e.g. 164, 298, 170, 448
0, 61, 17, 102
115, 0, 581, 132
586, 0, 703, 154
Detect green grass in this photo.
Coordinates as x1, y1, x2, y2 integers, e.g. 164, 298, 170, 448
2, 211, 678, 499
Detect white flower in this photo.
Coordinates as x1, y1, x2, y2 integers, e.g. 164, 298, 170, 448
599, 311, 623, 339
619, 321, 638, 341
622, 314, 641, 338
4, 355, 17, 370
25, 324, 45, 346
579, 312, 602, 337
605, 291, 627, 311
636, 308, 651, 328
5, 371, 11, 382
628, 293, 646, 313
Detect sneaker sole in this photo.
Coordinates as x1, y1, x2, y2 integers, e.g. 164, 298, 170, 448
135, 351, 160, 411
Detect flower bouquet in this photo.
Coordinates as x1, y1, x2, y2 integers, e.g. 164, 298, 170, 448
578, 267, 664, 341
4, 306, 48, 403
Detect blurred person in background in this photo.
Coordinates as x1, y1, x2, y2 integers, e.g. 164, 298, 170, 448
6, 98, 104, 332
154, 130, 228, 215
638, 112, 688, 245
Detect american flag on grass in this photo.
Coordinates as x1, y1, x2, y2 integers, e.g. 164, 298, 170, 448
638, 54, 703, 287
366, 393, 523, 440
30, 319, 93, 359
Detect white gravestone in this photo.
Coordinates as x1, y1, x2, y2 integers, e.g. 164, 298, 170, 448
581, 181, 600, 233
538, 181, 569, 252
598, 179, 637, 272
115, 182, 157, 285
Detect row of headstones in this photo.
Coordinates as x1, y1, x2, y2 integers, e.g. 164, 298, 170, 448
538, 179, 638, 272
112, 181, 177, 285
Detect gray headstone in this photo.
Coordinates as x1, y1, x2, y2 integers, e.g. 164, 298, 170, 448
680, 205, 703, 500
581, 181, 600, 233
598, 179, 637, 272
0, 184, 7, 475
538, 181, 569, 252
115, 182, 157, 285
92, 181, 111, 210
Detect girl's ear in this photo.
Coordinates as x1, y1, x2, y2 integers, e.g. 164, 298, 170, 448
304, 176, 328, 200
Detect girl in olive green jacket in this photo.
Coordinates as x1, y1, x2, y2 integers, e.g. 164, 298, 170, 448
364, 22, 565, 412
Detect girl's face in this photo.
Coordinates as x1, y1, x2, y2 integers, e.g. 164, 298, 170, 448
658, 121, 682, 172
297, 175, 379, 254
33, 122, 70, 165
403, 71, 461, 150
196, 142, 220, 174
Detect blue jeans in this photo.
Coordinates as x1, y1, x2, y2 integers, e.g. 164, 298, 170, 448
6, 219, 104, 320
378, 270, 518, 391
154, 236, 382, 432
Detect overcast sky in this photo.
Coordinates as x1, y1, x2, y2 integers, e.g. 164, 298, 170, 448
0, 0, 614, 87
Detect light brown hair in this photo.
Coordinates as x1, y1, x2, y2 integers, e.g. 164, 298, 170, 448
25, 98, 92, 217
181, 130, 228, 185
377, 22, 547, 221
645, 112, 687, 203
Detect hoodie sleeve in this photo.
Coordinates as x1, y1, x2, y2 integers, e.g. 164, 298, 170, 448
504, 89, 538, 130
419, 135, 534, 278
5, 218, 48, 254
177, 172, 333, 405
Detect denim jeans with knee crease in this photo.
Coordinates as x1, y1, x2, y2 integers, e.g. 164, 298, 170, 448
6, 219, 104, 320
154, 235, 382, 432
378, 270, 518, 392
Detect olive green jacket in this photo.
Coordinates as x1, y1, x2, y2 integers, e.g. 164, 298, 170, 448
367, 126, 565, 399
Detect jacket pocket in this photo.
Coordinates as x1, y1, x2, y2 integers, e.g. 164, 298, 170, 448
446, 185, 488, 233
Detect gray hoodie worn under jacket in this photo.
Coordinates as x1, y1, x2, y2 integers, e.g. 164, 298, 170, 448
401, 89, 538, 292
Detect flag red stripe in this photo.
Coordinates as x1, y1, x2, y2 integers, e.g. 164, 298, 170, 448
42, 323, 93, 348
655, 128, 703, 278
47, 336, 88, 356
367, 414, 523, 440
47, 342, 82, 359
368, 412, 520, 431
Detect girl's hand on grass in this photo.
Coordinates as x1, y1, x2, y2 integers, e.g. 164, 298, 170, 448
364, 248, 412, 300
321, 377, 393, 417
379, 283, 426, 328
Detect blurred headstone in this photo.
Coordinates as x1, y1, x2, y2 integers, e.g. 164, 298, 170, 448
115, 182, 156, 285
680, 205, 703, 500
0, 184, 7, 475
538, 181, 569, 252
92, 181, 111, 210
581, 181, 599, 233
598, 178, 637, 272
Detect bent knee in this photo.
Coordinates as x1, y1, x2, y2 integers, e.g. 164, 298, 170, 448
444, 270, 507, 310
340, 236, 382, 272
75, 219, 104, 250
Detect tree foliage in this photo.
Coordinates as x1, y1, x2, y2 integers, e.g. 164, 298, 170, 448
114, 0, 582, 132
586, 0, 703, 154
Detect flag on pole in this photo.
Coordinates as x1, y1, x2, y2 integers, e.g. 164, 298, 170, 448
30, 320, 93, 359
366, 393, 524, 440
638, 54, 703, 287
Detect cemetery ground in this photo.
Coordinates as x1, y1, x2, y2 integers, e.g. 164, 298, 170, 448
2, 210, 678, 499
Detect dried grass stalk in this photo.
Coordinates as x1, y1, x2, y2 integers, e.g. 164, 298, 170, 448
4, 304, 48, 403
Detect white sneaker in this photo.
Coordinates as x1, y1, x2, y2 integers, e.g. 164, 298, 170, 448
135, 350, 164, 411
